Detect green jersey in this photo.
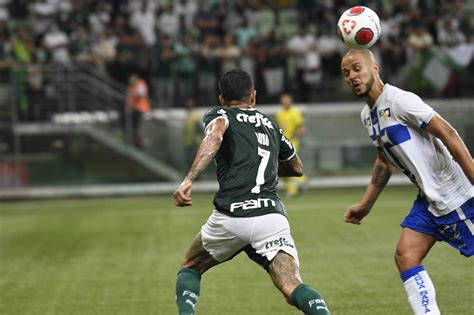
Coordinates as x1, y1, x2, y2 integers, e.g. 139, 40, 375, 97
203, 107, 296, 217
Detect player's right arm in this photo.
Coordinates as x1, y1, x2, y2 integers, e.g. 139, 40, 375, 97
344, 149, 393, 225
425, 113, 474, 184
173, 117, 228, 207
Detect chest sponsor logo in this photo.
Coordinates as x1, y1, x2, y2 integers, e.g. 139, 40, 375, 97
236, 112, 274, 129
230, 198, 276, 212
378, 108, 391, 120
265, 237, 295, 249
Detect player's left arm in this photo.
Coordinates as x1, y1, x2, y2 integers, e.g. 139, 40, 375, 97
426, 113, 474, 184
278, 153, 303, 177
173, 118, 228, 207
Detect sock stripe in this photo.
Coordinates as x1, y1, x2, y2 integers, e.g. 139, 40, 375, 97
400, 265, 425, 282
177, 268, 201, 280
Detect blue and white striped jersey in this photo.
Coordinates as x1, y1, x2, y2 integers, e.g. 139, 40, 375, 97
361, 84, 473, 217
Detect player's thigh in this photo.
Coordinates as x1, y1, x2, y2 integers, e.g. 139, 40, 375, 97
395, 227, 437, 272
181, 232, 219, 274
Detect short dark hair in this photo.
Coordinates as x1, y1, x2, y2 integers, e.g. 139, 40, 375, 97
218, 69, 254, 103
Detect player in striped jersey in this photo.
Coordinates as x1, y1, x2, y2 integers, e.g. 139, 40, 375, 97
341, 49, 473, 315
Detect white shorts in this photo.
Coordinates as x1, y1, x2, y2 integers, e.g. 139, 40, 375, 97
201, 210, 300, 270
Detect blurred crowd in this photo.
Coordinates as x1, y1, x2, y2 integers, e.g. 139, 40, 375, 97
0, 0, 473, 108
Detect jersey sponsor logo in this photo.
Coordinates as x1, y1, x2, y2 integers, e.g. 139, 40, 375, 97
363, 117, 372, 128
378, 108, 391, 120
236, 112, 274, 129
265, 237, 294, 249
230, 198, 276, 212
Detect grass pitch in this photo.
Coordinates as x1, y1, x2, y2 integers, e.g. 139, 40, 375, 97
0, 186, 472, 315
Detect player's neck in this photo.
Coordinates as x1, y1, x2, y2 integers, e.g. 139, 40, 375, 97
225, 102, 254, 109
366, 80, 385, 109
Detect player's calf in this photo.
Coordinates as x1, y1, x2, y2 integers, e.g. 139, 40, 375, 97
176, 233, 219, 314
269, 251, 330, 314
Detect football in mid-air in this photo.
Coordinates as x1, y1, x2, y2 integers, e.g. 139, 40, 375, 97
337, 6, 381, 49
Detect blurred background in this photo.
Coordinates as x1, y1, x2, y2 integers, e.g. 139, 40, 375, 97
0, 0, 473, 198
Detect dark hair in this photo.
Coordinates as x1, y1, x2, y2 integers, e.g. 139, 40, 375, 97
218, 69, 254, 103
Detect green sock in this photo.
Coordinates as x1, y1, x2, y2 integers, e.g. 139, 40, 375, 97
291, 283, 330, 315
176, 268, 201, 315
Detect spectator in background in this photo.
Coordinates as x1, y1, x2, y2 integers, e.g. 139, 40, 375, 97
11, 25, 32, 119
183, 98, 202, 168
153, 35, 175, 108
275, 93, 307, 197
316, 9, 343, 90
254, 3, 275, 38
379, 9, 407, 83
92, 26, 117, 73
406, 22, 434, 92
42, 23, 70, 64
260, 30, 287, 98
126, 73, 150, 148
287, 23, 318, 102
194, 0, 220, 40
196, 33, 219, 106
239, 36, 258, 86
174, 0, 198, 32
63, 0, 89, 35
222, 3, 245, 35
29, 0, 57, 43
130, 0, 156, 48
174, 34, 196, 105
157, 4, 179, 40
69, 24, 94, 64
436, 16, 470, 97
234, 15, 257, 49
215, 34, 241, 74
406, 22, 433, 56
88, 2, 110, 39
437, 16, 466, 48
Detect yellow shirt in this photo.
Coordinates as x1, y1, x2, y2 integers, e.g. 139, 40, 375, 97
275, 106, 304, 149
184, 110, 202, 147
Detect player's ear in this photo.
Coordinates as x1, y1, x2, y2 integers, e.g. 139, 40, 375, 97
218, 95, 225, 106
250, 89, 256, 107
373, 62, 379, 75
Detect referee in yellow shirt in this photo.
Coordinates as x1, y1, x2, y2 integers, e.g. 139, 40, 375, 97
275, 93, 307, 197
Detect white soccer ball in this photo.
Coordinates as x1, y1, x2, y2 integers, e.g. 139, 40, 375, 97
337, 6, 381, 49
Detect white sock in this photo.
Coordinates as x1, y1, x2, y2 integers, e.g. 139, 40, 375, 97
402, 267, 440, 315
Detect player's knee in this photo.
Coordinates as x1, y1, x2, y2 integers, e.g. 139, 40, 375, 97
394, 248, 421, 271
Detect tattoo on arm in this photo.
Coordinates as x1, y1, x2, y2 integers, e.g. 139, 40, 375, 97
186, 120, 225, 181
371, 164, 391, 188
371, 150, 392, 188
278, 154, 303, 177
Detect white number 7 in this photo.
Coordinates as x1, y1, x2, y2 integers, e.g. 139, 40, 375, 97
251, 147, 270, 194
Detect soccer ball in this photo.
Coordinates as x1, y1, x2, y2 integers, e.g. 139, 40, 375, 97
337, 6, 381, 49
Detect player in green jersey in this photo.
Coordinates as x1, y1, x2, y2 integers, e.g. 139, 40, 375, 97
173, 69, 330, 315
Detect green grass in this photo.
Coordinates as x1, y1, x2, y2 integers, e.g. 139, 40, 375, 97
0, 186, 472, 314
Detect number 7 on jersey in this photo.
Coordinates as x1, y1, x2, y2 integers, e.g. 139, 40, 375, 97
251, 147, 270, 194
